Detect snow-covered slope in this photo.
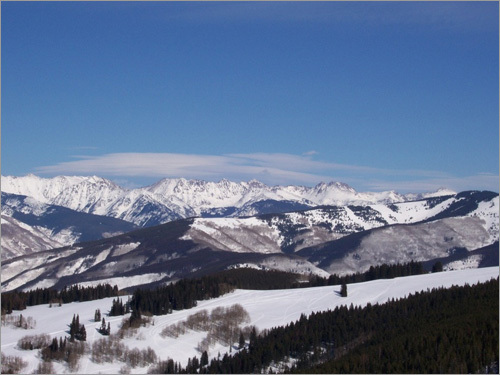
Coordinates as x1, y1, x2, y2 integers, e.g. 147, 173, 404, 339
1, 174, 90, 203
321, 216, 493, 276
1, 192, 138, 260
1, 175, 457, 227
1, 267, 497, 374
0, 215, 69, 260
182, 192, 498, 255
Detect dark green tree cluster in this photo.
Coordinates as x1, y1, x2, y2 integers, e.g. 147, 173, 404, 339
109, 297, 129, 316
432, 261, 444, 273
209, 268, 304, 290
340, 282, 348, 297
1, 283, 120, 314
94, 308, 101, 322
69, 314, 86, 342
98, 318, 111, 336
151, 278, 498, 374
129, 277, 232, 319
309, 261, 426, 287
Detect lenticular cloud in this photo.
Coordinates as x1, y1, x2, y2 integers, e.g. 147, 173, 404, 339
35, 152, 339, 185
34, 152, 499, 192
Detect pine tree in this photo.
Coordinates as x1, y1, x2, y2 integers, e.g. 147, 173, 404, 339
78, 324, 86, 341
50, 337, 58, 352
201, 351, 209, 367
70, 314, 77, 341
99, 317, 110, 335
239, 331, 246, 349
432, 261, 443, 273
341, 283, 348, 297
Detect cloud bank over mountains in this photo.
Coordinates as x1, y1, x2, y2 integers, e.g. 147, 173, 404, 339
34, 152, 498, 193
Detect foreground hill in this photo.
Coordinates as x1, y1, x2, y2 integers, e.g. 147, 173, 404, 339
1, 267, 497, 374
2, 190, 497, 292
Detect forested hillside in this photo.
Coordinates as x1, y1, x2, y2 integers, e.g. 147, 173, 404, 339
150, 278, 499, 374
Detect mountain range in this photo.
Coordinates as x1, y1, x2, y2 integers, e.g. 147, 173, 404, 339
1, 174, 456, 260
1, 174, 497, 292
1, 174, 455, 225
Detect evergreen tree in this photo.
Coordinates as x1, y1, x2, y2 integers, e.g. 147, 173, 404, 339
69, 314, 77, 341
201, 351, 209, 367
432, 261, 443, 273
50, 337, 58, 352
341, 282, 348, 297
69, 314, 86, 341
76, 324, 86, 341
94, 308, 101, 322
239, 331, 246, 349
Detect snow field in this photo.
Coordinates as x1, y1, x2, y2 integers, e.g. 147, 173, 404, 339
1, 267, 498, 374
183, 217, 283, 254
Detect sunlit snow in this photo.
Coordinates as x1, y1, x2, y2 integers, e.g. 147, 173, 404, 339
1, 267, 497, 374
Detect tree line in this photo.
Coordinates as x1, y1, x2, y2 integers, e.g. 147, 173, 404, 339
1, 283, 120, 314
308, 260, 427, 287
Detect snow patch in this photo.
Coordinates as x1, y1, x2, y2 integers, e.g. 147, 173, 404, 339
112, 242, 141, 257
24, 278, 58, 291
73, 273, 171, 290
444, 255, 483, 271
468, 196, 499, 242
183, 217, 282, 254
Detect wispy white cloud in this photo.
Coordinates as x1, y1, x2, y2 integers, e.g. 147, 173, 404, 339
35, 152, 498, 193
366, 173, 499, 193
36, 153, 334, 186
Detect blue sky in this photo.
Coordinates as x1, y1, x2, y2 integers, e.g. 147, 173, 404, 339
2, 1, 498, 192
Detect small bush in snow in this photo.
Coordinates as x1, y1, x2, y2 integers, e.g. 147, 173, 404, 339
160, 304, 252, 350
17, 333, 51, 350
34, 361, 55, 374
1, 352, 28, 374
1, 314, 36, 329
91, 335, 157, 368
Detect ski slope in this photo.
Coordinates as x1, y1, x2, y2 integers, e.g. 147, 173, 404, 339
1, 267, 498, 374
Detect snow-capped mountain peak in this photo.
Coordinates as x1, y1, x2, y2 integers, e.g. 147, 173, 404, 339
1, 174, 460, 227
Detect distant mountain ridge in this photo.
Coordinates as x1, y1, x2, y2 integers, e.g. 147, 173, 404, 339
2, 189, 497, 292
1, 174, 456, 227
1, 192, 138, 260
